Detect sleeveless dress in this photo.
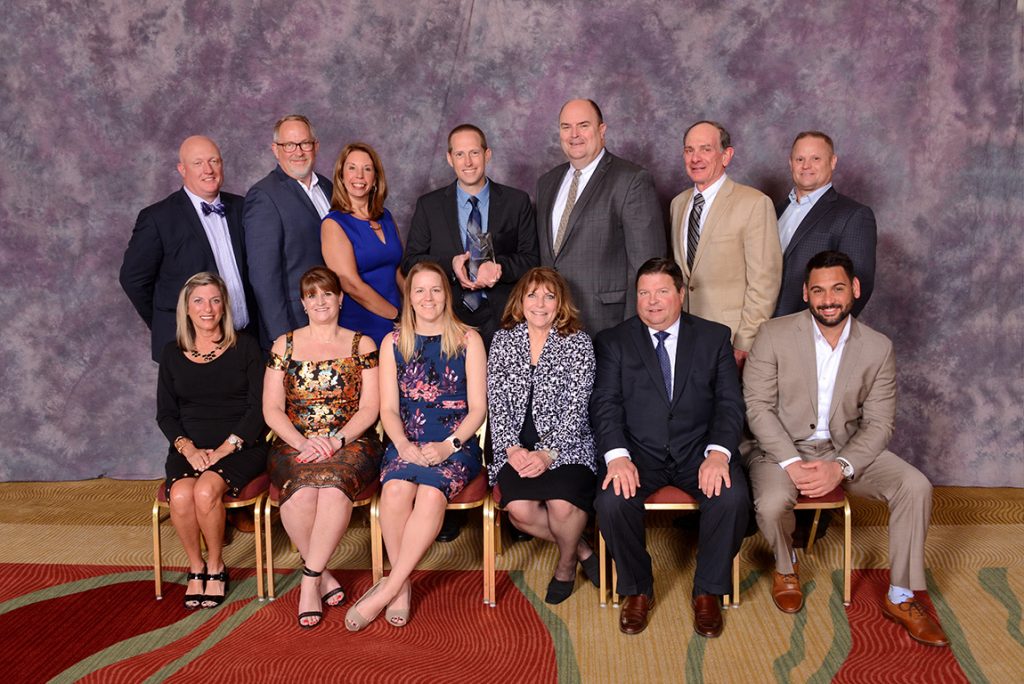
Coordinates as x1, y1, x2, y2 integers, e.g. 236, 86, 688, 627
380, 332, 482, 500
325, 209, 402, 346
267, 331, 383, 505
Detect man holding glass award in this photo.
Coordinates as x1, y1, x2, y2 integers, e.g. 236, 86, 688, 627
403, 123, 538, 345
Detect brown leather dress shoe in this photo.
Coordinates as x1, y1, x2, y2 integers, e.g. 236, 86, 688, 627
771, 569, 804, 613
882, 597, 949, 646
692, 594, 723, 638
619, 594, 654, 635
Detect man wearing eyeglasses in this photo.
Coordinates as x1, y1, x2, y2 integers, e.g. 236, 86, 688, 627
244, 114, 334, 348
120, 135, 258, 362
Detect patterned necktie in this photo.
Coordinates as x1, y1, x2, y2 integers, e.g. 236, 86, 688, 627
463, 196, 483, 311
654, 330, 672, 397
201, 201, 226, 217
686, 192, 705, 271
553, 169, 582, 256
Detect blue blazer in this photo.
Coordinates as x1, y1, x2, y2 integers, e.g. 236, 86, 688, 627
243, 166, 333, 348
119, 188, 257, 362
774, 187, 876, 318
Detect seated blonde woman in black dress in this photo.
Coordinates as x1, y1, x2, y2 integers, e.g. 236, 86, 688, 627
263, 267, 383, 629
157, 272, 268, 609
487, 267, 599, 604
345, 261, 486, 630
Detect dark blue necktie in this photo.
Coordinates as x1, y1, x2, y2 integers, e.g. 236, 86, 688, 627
463, 196, 484, 311
201, 201, 226, 217
654, 330, 672, 397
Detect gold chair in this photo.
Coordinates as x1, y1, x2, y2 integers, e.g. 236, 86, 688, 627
262, 479, 381, 601
597, 485, 741, 608
794, 486, 852, 605
371, 422, 493, 604
151, 472, 269, 600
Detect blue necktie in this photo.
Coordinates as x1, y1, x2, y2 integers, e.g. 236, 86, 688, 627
201, 201, 226, 217
654, 330, 672, 397
463, 196, 484, 311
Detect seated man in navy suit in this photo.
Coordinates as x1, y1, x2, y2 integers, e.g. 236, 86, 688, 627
243, 114, 333, 349
591, 258, 748, 637
120, 135, 256, 362
402, 123, 538, 345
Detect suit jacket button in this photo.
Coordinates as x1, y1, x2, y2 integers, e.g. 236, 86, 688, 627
689, 286, 696, 291
809, 424, 815, 429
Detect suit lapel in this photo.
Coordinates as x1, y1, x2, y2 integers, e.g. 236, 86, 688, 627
176, 190, 216, 264
671, 316, 695, 406
785, 187, 837, 259
795, 312, 819, 416
280, 167, 322, 221
691, 177, 733, 272
829, 317, 861, 424
675, 188, 695, 278
444, 182, 464, 254
537, 165, 566, 257
558, 152, 612, 252
629, 319, 671, 405
222, 194, 246, 265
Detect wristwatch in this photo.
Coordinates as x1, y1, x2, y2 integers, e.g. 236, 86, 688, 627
837, 457, 854, 481
447, 435, 463, 451
227, 434, 244, 452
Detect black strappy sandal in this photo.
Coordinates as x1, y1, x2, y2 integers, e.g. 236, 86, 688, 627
184, 565, 206, 610
201, 566, 229, 608
298, 566, 324, 629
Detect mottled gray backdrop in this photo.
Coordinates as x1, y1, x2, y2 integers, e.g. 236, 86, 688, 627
1, 1, 1021, 486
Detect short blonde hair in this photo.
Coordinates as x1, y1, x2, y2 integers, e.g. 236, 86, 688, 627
396, 262, 470, 361
175, 272, 236, 352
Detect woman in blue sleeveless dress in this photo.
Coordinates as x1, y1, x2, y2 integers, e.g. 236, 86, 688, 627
345, 262, 486, 631
322, 142, 403, 346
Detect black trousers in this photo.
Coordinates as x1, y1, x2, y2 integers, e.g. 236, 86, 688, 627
594, 455, 750, 597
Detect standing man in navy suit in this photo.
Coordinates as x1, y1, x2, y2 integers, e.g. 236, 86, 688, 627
774, 131, 876, 317
120, 135, 257, 362
591, 258, 748, 637
402, 123, 538, 345
244, 114, 333, 348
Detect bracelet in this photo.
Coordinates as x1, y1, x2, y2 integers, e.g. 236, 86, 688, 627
173, 436, 191, 454
331, 431, 346, 448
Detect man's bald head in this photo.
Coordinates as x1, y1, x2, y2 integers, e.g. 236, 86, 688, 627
177, 135, 224, 201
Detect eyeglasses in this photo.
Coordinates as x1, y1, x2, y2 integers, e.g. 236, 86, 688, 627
273, 140, 316, 152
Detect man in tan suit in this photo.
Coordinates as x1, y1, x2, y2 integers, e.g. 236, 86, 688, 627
744, 250, 947, 647
671, 121, 781, 372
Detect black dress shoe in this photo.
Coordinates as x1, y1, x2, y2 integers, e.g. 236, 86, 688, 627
544, 576, 575, 604
435, 517, 462, 543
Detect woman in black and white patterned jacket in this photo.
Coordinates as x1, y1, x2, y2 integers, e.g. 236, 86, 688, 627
487, 267, 600, 605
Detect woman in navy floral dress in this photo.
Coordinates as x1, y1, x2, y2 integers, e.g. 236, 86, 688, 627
346, 262, 486, 631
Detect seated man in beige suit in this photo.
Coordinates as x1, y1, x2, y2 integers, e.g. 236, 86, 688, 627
670, 121, 781, 372
744, 250, 947, 647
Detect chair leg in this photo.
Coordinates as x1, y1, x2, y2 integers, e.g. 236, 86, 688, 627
264, 498, 276, 601
494, 507, 504, 557
483, 499, 495, 606
729, 553, 740, 607
253, 496, 265, 601
843, 500, 852, 606
370, 494, 383, 584
152, 501, 163, 600
598, 528, 608, 607
806, 509, 822, 555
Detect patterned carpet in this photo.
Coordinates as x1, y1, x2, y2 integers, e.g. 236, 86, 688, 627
0, 480, 1021, 683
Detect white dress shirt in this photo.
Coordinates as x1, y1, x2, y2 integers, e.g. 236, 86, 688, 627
297, 172, 331, 219
550, 148, 606, 242
183, 187, 249, 328
682, 173, 729, 262
603, 316, 731, 465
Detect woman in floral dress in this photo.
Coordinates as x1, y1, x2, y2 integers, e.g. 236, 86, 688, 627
264, 267, 383, 629
345, 262, 486, 630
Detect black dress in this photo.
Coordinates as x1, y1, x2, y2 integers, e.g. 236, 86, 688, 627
496, 367, 595, 512
157, 333, 268, 497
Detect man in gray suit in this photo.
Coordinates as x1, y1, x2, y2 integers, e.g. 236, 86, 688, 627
244, 114, 333, 349
744, 250, 946, 647
536, 99, 666, 334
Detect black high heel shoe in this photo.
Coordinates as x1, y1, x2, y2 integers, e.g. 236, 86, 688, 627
298, 566, 324, 629
201, 566, 229, 608
184, 565, 206, 610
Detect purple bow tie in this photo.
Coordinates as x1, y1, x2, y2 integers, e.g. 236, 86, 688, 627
201, 201, 226, 217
